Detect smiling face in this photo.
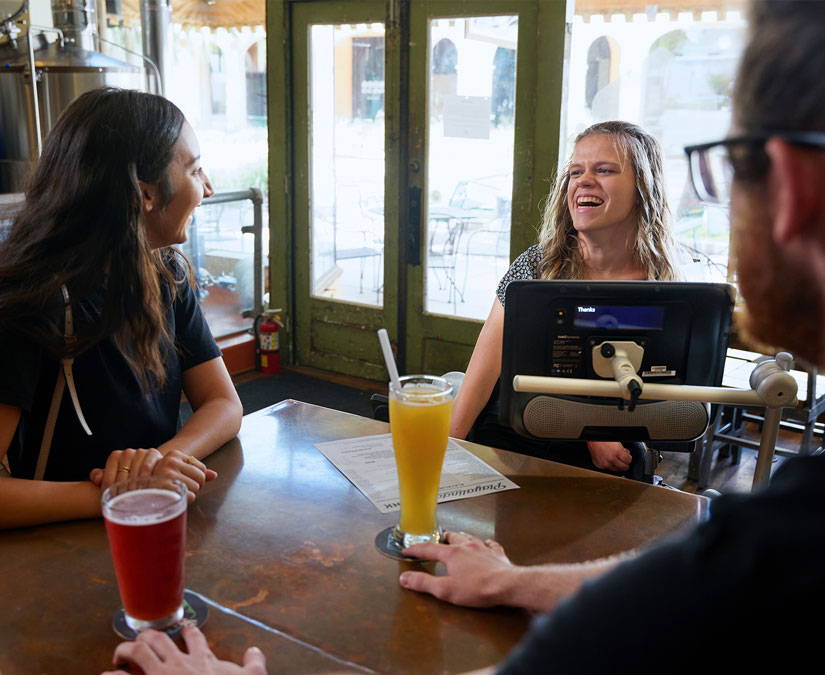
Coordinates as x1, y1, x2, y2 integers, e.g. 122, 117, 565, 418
566, 134, 638, 236
142, 121, 214, 249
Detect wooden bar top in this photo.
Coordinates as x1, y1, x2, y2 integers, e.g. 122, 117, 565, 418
0, 400, 707, 674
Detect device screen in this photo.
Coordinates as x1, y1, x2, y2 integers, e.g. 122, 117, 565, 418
573, 305, 665, 331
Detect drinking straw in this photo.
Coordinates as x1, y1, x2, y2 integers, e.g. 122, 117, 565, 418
377, 328, 401, 390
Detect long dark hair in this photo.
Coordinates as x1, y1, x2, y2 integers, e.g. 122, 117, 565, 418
0, 87, 186, 389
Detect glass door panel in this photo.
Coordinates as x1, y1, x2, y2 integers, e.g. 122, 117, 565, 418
424, 16, 517, 319
310, 23, 386, 307
404, 0, 557, 376
290, 1, 395, 380
280, 0, 558, 379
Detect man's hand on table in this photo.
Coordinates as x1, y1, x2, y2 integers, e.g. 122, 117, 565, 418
400, 530, 627, 614
399, 530, 525, 609
102, 625, 266, 675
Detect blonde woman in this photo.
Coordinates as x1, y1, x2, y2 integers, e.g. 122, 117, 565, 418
452, 121, 676, 475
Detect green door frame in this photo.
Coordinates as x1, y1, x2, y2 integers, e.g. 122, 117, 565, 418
266, 0, 566, 380
266, 0, 293, 363
404, 0, 566, 375
278, 0, 401, 380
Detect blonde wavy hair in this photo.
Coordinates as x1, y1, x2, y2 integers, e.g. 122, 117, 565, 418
537, 121, 677, 281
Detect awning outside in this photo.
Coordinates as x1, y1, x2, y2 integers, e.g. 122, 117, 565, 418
116, 0, 264, 30
113, 0, 743, 30
574, 0, 747, 21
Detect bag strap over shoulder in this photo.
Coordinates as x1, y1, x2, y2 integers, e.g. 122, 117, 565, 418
33, 285, 93, 481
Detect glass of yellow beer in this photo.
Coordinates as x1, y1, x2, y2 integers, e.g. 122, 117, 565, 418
380, 374, 453, 557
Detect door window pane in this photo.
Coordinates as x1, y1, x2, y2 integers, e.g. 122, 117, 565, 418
425, 16, 517, 319
561, 2, 748, 283
309, 24, 385, 306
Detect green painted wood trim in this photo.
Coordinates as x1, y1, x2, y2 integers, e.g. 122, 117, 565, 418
270, 0, 567, 379
290, 0, 398, 380
403, 0, 566, 374
521, 0, 566, 260
404, 0, 428, 373
383, 0, 403, 365
290, 2, 313, 370
266, 1, 294, 362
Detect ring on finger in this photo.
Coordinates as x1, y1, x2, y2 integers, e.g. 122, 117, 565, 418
118, 466, 130, 473
184, 455, 198, 466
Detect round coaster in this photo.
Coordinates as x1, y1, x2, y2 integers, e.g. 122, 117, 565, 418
112, 589, 208, 640
374, 526, 431, 562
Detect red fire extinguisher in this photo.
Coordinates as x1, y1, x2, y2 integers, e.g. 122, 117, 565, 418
254, 309, 283, 374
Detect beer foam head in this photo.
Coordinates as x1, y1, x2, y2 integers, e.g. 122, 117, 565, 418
104, 488, 186, 526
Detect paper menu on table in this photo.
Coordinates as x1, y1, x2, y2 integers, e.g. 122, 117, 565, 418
314, 433, 519, 514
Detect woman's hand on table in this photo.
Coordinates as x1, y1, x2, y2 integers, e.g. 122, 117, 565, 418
399, 531, 519, 609
102, 625, 266, 675
151, 449, 217, 502
89, 448, 163, 493
586, 441, 632, 473
89, 448, 217, 503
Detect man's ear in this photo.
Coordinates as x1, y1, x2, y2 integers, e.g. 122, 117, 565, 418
137, 180, 160, 214
765, 138, 824, 244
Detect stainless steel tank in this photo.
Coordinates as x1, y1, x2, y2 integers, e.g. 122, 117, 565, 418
0, 1, 144, 192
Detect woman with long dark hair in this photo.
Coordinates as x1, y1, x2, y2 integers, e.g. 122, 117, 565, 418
451, 121, 676, 475
0, 88, 242, 529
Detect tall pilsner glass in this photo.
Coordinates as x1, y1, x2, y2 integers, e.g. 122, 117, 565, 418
389, 375, 453, 551
102, 476, 188, 633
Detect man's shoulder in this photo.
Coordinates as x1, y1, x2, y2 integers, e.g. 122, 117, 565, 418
498, 466, 825, 674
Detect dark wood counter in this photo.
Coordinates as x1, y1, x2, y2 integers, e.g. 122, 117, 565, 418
0, 400, 706, 674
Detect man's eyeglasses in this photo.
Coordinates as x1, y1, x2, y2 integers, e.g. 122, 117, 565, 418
684, 131, 825, 205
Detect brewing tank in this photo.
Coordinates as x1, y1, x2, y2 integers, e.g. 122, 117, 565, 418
0, 1, 144, 192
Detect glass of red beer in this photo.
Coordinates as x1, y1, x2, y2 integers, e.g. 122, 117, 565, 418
102, 476, 188, 633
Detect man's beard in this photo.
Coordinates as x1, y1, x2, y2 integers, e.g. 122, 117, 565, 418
733, 197, 825, 368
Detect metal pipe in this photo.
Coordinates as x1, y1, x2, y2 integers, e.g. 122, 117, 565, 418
199, 188, 266, 318
513, 376, 772, 406
712, 433, 760, 450
513, 368, 797, 491
5, 2, 26, 23
202, 190, 259, 206
29, 24, 64, 46
753, 407, 782, 489
23, 22, 68, 158
96, 34, 164, 95
95, 0, 106, 44
246, 188, 264, 317
1, 3, 26, 48
51, 0, 95, 50
139, 0, 169, 95
25, 2, 42, 157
